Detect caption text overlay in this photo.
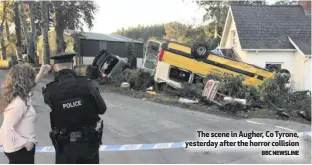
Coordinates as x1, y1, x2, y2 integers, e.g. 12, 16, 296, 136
185, 130, 304, 160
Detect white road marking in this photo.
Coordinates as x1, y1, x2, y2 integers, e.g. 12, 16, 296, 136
246, 120, 298, 132
275, 126, 295, 132
246, 120, 265, 125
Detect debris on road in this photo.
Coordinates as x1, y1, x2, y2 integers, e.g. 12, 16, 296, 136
277, 110, 290, 120
121, 82, 130, 89
223, 97, 246, 105
146, 86, 153, 91
298, 111, 311, 121
178, 98, 199, 104
147, 91, 157, 95
202, 80, 220, 101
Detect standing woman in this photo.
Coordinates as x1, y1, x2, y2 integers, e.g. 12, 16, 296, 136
0, 63, 51, 164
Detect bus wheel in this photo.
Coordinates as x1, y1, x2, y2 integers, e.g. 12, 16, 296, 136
192, 43, 209, 59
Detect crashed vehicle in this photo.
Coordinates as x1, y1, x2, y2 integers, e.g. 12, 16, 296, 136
141, 40, 160, 75
87, 49, 129, 82
142, 39, 291, 89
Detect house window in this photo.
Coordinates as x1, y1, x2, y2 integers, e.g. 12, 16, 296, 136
231, 30, 236, 47
265, 63, 282, 71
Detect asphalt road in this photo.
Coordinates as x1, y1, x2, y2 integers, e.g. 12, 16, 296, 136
0, 70, 311, 164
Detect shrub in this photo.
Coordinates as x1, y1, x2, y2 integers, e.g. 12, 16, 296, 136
161, 84, 181, 96
127, 69, 154, 91
257, 73, 291, 108
109, 68, 310, 120
288, 91, 311, 111
111, 68, 154, 91
162, 73, 260, 101
204, 72, 310, 114
179, 82, 204, 99
203, 74, 259, 101
110, 68, 133, 85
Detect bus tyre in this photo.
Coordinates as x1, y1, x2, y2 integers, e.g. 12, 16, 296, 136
192, 43, 209, 59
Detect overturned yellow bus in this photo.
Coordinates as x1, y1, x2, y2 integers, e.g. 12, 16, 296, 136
142, 39, 290, 89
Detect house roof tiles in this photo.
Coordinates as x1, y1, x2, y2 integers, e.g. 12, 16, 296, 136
231, 4, 311, 55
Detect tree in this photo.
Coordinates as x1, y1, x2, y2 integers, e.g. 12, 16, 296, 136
17, 2, 37, 63
114, 24, 165, 41
195, 0, 266, 37
32, 2, 51, 37
202, 22, 223, 38
0, 0, 16, 60
164, 21, 190, 42
51, 1, 98, 53
19, 2, 29, 46
27, 1, 37, 63
4, 1, 14, 43
5, 18, 10, 42
13, 1, 23, 60
0, 1, 8, 60
40, 1, 50, 64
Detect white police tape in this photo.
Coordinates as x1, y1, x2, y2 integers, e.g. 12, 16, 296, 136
0, 131, 310, 153
0, 142, 185, 153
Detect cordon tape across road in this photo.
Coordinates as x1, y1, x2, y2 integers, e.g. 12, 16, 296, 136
0, 131, 310, 152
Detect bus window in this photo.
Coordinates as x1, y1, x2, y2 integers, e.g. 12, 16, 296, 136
147, 41, 160, 55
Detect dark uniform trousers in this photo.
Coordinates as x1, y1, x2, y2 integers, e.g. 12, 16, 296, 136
4, 146, 36, 164
54, 142, 99, 164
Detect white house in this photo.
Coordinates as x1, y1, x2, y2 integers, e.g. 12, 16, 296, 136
220, 1, 311, 91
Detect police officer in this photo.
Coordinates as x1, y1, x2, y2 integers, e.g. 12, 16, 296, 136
42, 52, 107, 164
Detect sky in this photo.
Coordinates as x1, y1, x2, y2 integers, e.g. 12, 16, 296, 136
84, 0, 206, 34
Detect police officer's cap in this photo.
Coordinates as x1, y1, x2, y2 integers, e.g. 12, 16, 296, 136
50, 52, 76, 64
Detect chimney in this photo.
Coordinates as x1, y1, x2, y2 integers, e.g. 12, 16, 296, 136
298, 0, 311, 15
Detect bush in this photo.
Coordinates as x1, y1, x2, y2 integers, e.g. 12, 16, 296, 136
204, 74, 259, 101
127, 69, 154, 91
258, 73, 292, 108
160, 73, 260, 101
110, 68, 133, 85
164, 83, 204, 100
111, 68, 154, 91
203, 73, 310, 114
109, 68, 310, 120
